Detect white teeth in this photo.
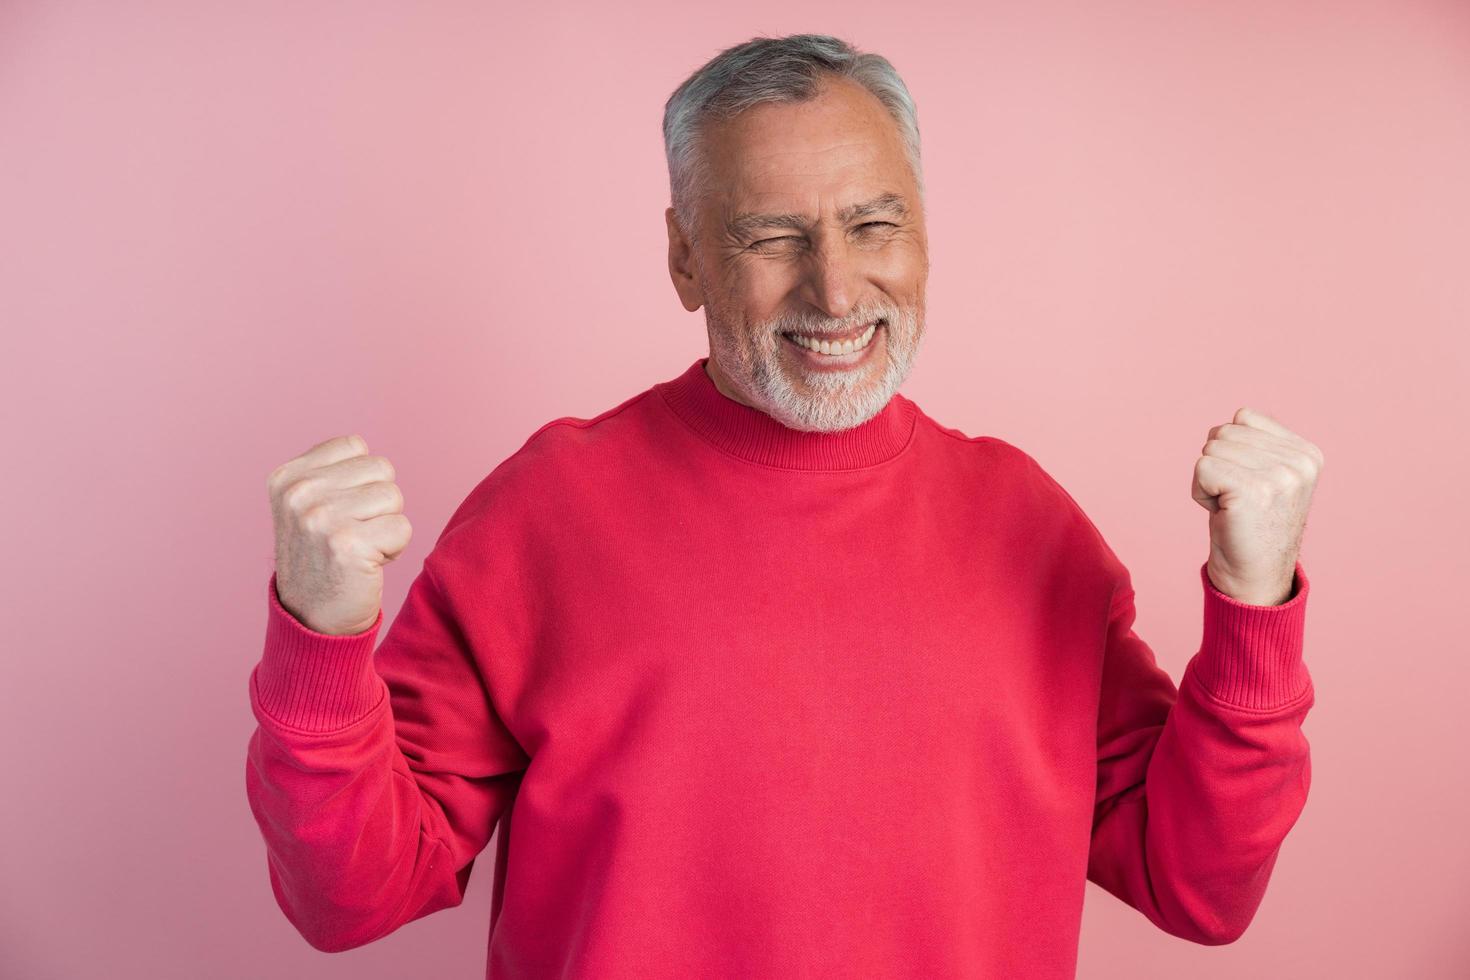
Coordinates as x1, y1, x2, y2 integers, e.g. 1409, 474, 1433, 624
786, 321, 878, 355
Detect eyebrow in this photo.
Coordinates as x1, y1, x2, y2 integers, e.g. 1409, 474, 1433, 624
725, 192, 910, 240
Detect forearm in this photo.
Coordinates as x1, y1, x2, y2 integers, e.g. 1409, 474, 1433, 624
1087, 563, 1314, 944
244, 572, 476, 952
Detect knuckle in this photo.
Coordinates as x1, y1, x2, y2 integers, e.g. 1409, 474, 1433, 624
300, 503, 333, 533
325, 526, 357, 555
281, 478, 317, 512
1274, 465, 1302, 489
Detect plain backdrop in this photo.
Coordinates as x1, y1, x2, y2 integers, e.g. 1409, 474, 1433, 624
2, 1, 1467, 977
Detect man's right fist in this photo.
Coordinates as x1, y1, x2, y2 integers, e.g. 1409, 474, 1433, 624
266, 434, 413, 636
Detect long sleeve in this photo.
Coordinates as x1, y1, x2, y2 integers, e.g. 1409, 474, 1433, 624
244, 560, 530, 952
1085, 559, 1314, 945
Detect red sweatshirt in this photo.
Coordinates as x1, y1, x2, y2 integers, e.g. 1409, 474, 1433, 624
245, 356, 1314, 979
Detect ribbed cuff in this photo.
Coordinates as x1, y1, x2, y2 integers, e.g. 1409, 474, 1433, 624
250, 571, 387, 733
1190, 561, 1311, 710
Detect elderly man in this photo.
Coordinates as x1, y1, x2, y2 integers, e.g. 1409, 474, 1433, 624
247, 33, 1323, 980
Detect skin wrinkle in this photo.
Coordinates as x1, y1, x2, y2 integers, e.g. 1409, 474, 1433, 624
727, 191, 911, 242
665, 74, 930, 433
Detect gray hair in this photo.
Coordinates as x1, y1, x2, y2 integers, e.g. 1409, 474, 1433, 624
662, 34, 923, 246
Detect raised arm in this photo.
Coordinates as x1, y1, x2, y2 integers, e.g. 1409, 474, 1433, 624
1086, 560, 1313, 944
245, 434, 529, 951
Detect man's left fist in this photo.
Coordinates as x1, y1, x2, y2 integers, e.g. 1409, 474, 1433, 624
1192, 407, 1324, 606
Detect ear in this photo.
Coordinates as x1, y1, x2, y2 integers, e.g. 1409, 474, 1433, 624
665, 207, 704, 313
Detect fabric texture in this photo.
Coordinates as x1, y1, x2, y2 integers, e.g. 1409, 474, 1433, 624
245, 357, 1314, 978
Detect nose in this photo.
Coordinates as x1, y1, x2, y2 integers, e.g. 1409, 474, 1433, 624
800, 234, 863, 323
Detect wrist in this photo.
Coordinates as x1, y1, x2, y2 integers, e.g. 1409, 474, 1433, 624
1205, 561, 1296, 606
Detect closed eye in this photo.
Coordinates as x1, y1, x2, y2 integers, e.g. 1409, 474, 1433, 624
750, 222, 897, 248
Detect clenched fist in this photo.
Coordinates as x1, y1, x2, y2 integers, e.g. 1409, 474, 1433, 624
1193, 407, 1324, 606
266, 434, 413, 635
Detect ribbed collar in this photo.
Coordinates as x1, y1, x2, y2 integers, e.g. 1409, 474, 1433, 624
655, 357, 917, 470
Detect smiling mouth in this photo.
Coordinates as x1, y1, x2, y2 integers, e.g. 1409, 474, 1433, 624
781, 319, 884, 355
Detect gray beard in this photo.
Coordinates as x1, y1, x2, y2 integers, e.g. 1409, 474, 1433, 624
705, 301, 925, 433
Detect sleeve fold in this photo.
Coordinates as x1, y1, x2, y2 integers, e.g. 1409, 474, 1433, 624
244, 561, 529, 952
1086, 561, 1315, 945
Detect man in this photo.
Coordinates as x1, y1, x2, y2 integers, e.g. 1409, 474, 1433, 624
247, 33, 1323, 979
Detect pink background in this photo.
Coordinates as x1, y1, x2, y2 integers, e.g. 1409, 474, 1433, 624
3, 1, 1467, 977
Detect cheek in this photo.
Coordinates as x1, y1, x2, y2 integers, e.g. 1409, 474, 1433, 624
720, 266, 789, 324
873, 251, 928, 305
877, 243, 927, 279
735, 261, 792, 300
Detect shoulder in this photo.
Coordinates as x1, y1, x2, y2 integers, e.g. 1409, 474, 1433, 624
913, 406, 1122, 568
490, 390, 651, 478
434, 386, 659, 549
911, 405, 1048, 489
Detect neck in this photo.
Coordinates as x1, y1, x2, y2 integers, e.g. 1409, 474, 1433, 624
704, 356, 767, 410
